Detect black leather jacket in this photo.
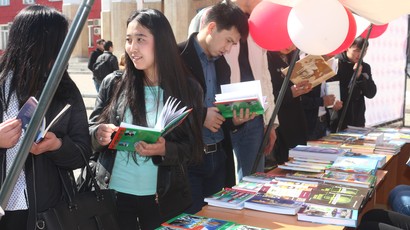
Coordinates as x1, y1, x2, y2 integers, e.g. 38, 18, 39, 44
89, 71, 196, 218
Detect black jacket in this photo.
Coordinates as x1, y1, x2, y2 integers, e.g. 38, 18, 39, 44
301, 85, 326, 138
267, 51, 307, 163
0, 78, 91, 229
328, 53, 377, 131
89, 71, 199, 218
178, 33, 236, 187
88, 48, 103, 71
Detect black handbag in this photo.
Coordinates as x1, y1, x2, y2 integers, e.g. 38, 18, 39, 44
35, 152, 120, 230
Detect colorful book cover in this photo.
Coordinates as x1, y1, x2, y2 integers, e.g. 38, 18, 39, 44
204, 188, 256, 210
343, 152, 386, 168
297, 204, 358, 227
244, 194, 303, 215
242, 172, 276, 184
289, 145, 347, 161
306, 184, 368, 210
231, 181, 266, 194
323, 171, 376, 188
162, 213, 233, 230
214, 97, 264, 118
329, 156, 379, 175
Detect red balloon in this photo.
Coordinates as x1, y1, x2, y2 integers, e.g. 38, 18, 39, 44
360, 23, 389, 39
249, 1, 293, 51
328, 8, 357, 55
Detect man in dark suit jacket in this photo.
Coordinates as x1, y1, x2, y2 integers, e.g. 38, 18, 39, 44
178, 0, 248, 214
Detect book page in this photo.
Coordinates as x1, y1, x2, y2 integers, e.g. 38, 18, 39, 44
35, 104, 71, 143
325, 81, 340, 108
219, 80, 263, 105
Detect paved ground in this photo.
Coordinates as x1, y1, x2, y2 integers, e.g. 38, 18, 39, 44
68, 70, 97, 117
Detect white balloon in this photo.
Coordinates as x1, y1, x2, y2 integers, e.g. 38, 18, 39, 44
353, 13, 371, 38
287, 0, 349, 55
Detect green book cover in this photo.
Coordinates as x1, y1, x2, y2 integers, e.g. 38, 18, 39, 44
215, 97, 264, 118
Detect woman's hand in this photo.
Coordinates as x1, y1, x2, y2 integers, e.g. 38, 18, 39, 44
96, 123, 118, 146
0, 119, 22, 148
135, 137, 166, 157
30, 132, 62, 155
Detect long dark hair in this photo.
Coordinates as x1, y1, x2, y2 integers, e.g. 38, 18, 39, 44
99, 9, 203, 163
0, 5, 70, 108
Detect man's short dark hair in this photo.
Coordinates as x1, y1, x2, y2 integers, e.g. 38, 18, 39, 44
96, 39, 105, 45
351, 37, 368, 49
104, 40, 113, 51
204, 0, 249, 40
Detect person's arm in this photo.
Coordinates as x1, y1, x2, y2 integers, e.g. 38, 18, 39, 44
88, 51, 98, 71
357, 64, 377, 98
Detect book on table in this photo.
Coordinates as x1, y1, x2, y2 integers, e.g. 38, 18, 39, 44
17, 96, 71, 143
214, 80, 266, 118
342, 152, 386, 168
108, 96, 192, 151
204, 188, 256, 210
289, 145, 348, 161
328, 156, 379, 176
297, 204, 359, 228
322, 170, 376, 188
281, 54, 336, 88
305, 183, 369, 210
161, 213, 233, 229
242, 172, 276, 184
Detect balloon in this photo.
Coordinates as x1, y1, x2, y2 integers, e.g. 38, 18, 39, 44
339, 0, 410, 25
287, 0, 349, 55
328, 8, 357, 55
360, 23, 389, 39
249, 1, 293, 51
353, 13, 371, 38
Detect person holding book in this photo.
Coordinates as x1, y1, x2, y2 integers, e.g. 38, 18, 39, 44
188, 0, 278, 181
328, 37, 377, 132
179, 0, 248, 214
0, 5, 91, 229
89, 9, 204, 229
267, 46, 312, 165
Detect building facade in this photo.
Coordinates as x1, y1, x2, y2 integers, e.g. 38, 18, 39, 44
0, 0, 218, 59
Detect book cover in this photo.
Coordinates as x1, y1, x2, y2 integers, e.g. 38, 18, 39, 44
17, 96, 71, 143
323, 171, 376, 188
325, 81, 340, 108
109, 97, 192, 151
204, 188, 256, 210
297, 204, 358, 227
289, 145, 348, 161
215, 80, 265, 118
231, 181, 267, 194
162, 213, 232, 230
244, 194, 303, 215
278, 165, 325, 173
343, 152, 386, 168
242, 172, 276, 184
305, 184, 368, 210
281, 55, 336, 88
329, 156, 379, 175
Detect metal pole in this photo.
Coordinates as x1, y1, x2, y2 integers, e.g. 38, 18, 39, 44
0, 0, 95, 216
251, 49, 300, 173
336, 25, 373, 133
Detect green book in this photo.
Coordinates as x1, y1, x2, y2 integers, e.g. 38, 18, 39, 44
108, 96, 191, 151
214, 97, 264, 118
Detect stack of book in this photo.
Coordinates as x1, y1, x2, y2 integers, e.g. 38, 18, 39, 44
288, 145, 348, 161
322, 171, 376, 188
327, 156, 379, 176
204, 188, 256, 210
278, 158, 332, 173
297, 183, 370, 227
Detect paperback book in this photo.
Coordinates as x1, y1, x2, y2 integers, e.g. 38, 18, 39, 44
343, 152, 386, 168
328, 156, 379, 175
109, 97, 192, 151
289, 145, 348, 161
161, 213, 233, 230
244, 194, 303, 215
215, 80, 266, 118
17, 96, 71, 143
242, 172, 276, 184
305, 183, 368, 210
204, 188, 256, 210
281, 54, 336, 88
322, 171, 376, 188
297, 204, 359, 228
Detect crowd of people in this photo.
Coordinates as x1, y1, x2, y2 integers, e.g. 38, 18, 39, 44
0, 1, 408, 230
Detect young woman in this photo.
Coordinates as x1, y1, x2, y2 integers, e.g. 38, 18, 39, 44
89, 9, 203, 229
0, 5, 91, 229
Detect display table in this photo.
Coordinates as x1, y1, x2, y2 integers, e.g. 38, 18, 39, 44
196, 143, 410, 229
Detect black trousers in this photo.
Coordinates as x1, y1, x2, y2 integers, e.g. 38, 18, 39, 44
358, 209, 410, 230
0, 210, 28, 230
116, 191, 167, 230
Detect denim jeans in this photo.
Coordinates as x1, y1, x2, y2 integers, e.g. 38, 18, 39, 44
389, 185, 410, 216
185, 148, 227, 214
230, 116, 264, 181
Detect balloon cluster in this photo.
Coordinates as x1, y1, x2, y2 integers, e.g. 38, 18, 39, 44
249, 0, 389, 55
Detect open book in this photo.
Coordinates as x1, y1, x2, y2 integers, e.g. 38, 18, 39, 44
17, 96, 71, 143
108, 96, 192, 151
281, 55, 336, 88
214, 80, 266, 118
